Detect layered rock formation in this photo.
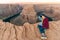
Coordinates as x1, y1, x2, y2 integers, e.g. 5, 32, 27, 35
0, 20, 60, 40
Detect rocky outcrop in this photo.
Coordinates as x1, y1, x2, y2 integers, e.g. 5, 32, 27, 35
0, 4, 22, 19
1, 4, 60, 26
11, 5, 37, 26
0, 20, 60, 40
34, 4, 60, 21
10, 4, 60, 26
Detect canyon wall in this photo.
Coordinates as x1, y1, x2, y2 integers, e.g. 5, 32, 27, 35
10, 5, 37, 26
34, 4, 60, 21
0, 4, 60, 21
0, 4, 60, 26
10, 4, 60, 26
0, 4, 22, 19
0, 20, 60, 40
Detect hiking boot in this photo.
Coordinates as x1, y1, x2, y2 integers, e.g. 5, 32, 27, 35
41, 36, 47, 39
41, 33, 47, 39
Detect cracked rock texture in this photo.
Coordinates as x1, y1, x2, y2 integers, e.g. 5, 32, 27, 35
0, 20, 60, 40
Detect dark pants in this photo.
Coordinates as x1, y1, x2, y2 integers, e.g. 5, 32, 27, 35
38, 25, 45, 33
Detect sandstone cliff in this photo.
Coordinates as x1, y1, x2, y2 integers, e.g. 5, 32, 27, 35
34, 4, 60, 21
0, 20, 60, 40
0, 4, 60, 26
10, 4, 60, 26
10, 5, 37, 26
0, 4, 22, 19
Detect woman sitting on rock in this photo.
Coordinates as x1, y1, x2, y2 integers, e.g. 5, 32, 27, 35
37, 14, 49, 39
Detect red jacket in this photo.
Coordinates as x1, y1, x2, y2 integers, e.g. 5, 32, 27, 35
42, 18, 49, 29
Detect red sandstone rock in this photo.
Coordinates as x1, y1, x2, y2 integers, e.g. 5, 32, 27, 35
0, 20, 60, 40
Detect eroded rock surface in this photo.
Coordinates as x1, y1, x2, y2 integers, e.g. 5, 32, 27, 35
11, 5, 37, 25
0, 4, 22, 19
34, 4, 60, 21
0, 20, 60, 40
0, 4, 60, 26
